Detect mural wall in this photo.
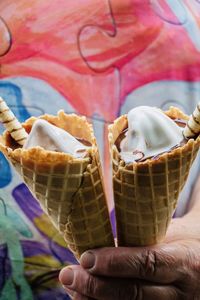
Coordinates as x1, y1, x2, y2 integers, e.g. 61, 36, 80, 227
0, 1, 200, 299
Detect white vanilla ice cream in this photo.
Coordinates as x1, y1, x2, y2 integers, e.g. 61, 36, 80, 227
23, 119, 89, 158
120, 106, 184, 163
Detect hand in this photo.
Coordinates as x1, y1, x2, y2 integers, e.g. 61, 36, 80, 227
59, 214, 200, 300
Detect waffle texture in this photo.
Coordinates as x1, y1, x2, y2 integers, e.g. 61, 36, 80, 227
108, 107, 200, 246
0, 111, 114, 259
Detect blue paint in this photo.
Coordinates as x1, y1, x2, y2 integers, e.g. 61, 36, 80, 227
0, 82, 31, 189
0, 82, 30, 122
0, 153, 11, 188
2, 77, 76, 116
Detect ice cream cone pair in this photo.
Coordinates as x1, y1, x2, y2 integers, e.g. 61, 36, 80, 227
0, 101, 200, 259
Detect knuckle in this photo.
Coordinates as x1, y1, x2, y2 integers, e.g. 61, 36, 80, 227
139, 250, 158, 277
84, 275, 96, 296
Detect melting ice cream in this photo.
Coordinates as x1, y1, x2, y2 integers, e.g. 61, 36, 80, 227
119, 106, 184, 163
23, 119, 89, 158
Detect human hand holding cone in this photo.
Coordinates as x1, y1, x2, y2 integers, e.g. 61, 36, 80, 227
0, 98, 114, 259
109, 106, 200, 246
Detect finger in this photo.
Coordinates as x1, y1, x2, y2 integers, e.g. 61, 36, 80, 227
80, 245, 187, 283
59, 265, 179, 300
63, 287, 92, 300
141, 285, 179, 300
60, 266, 94, 300
72, 285, 179, 300
72, 292, 90, 300
62, 287, 73, 299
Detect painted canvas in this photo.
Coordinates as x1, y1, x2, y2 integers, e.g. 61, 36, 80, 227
0, 1, 200, 299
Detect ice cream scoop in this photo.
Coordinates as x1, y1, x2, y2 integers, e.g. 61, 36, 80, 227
119, 106, 184, 163
23, 119, 89, 158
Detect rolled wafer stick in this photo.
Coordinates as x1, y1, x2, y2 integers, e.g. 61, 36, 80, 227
183, 103, 200, 139
0, 97, 28, 145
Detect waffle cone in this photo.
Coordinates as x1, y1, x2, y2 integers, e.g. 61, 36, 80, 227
0, 111, 114, 258
109, 107, 200, 246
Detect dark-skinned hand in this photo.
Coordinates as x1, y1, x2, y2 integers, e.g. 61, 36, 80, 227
59, 213, 200, 300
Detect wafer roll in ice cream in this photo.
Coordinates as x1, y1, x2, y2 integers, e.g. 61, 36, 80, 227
184, 103, 200, 138
0, 97, 28, 145
109, 106, 200, 247
0, 108, 114, 259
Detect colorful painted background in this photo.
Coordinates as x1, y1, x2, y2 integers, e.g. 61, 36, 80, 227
0, 0, 200, 299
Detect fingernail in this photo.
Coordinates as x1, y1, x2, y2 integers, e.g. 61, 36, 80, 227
59, 267, 74, 286
80, 251, 95, 269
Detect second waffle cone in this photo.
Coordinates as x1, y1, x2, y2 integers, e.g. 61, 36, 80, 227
109, 107, 200, 246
